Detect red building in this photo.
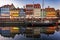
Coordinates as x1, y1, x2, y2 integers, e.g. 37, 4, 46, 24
25, 4, 41, 18
26, 4, 33, 16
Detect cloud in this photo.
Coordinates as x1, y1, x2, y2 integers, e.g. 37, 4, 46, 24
12, 1, 25, 8
0, 0, 13, 7
0, 0, 24, 8
0, 0, 60, 9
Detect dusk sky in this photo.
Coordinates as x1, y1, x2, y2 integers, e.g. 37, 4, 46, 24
0, 0, 60, 9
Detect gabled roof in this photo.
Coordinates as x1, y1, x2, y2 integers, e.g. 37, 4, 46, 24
26, 4, 41, 8
34, 4, 40, 6
20, 8, 26, 12
45, 7, 55, 12
56, 9, 60, 12
26, 4, 33, 7
0, 4, 15, 8
10, 8, 20, 11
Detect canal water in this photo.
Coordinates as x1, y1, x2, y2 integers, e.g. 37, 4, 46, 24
0, 25, 60, 40
13, 31, 60, 40
0, 30, 60, 40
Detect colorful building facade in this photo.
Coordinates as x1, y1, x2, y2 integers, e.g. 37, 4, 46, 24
0, 4, 15, 18
56, 10, 60, 17
26, 4, 33, 18
34, 4, 41, 18
10, 8, 20, 19
41, 9, 46, 18
26, 4, 41, 18
20, 8, 26, 17
45, 6, 57, 18
1, 7, 10, 17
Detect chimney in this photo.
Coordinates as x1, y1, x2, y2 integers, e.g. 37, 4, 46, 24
11, 3, 13, 5
23, 6, 25, 9
48, 6, 50, 8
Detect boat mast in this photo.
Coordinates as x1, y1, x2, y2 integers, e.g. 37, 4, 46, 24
41, 0, 44, 23
32, 0, 34, 23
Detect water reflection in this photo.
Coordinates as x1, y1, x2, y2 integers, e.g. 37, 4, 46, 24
13, 31, 60, 40
0, 31, 60, 40
0, 25, 60, 40
14, 26, 60, 40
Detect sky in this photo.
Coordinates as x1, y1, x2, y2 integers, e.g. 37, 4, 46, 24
0, 0, 60, 9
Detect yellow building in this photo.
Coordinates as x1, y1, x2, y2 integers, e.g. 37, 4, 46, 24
10, 8, 20, 19
46, 12, 56, 17
45, 6, 57, 18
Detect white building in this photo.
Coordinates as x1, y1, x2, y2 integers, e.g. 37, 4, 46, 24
34, 4, 41, 18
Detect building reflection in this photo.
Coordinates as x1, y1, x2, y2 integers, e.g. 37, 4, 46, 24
0, 25, 57, 38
